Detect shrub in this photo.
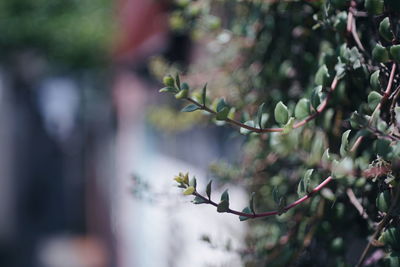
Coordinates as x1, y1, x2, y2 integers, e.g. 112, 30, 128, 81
156, 0, 400, 265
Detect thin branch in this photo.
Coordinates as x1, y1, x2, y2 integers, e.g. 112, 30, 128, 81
193, 176, 333, 219
347, 1, 370, 58
346, 188, 369, 220
350, 63, 397, 153
356, 183, 400, 267
185, 77, 339, 134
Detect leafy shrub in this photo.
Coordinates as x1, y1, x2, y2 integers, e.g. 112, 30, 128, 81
156, 0, 400, 265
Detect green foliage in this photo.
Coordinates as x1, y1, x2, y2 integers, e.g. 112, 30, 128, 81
0, 0, 113, 68
156, 0, 400, 265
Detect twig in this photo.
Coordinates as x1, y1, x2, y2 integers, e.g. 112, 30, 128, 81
349, 63, 397, 153
356, 183, 400, 267
185, 77, 339, 134
192, 176, 333, 219
346, 188, 369, 220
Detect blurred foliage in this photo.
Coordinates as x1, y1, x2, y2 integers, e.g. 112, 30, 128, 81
0, 0, 114, 68
152, 0, 400, 266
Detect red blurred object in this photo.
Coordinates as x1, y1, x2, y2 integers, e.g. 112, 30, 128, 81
114, 0, 170, 64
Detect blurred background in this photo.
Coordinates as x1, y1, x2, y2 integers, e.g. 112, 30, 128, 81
0, 0, 248, 266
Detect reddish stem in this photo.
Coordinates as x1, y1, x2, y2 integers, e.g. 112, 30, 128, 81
186, 77, 339, 134
194, 176, 333, 219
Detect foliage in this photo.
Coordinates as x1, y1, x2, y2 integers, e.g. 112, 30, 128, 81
154, 0, 400, 265
0, 0, 113, 68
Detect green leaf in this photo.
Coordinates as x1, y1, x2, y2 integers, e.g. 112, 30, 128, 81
216, 98, 227, 112
368, 91, 382, 110
297, 169, 313, 197
376, 191, 391, 213
331, 157, 353, 178
216, 107, 230, 120
163, 75, 175, 87
216, 99, 230, 120
295, 98, 311, 119
181, 82, 189, 90
159, 87, 177, 93
221, 189, 229, 202
206, 180, 212, 199
227, 107, 236, 120
370, 70, 381, 91
274, 101, 289, 125
340, 130, 351, 157
315, 64, 331, 87
193, 196, 208, 204
181, 104, 201, 112
217, 200, 229, 213
183, 186, 195, 195
375, 139, 391, 159
372, 44, 389, 63
190, 176, 197, 189
390, 45, 400, 63
201, 83, 207, 105
240, 121, 256, 135
283, 117, 295, 134
311, 86, 324, 109
175, 89, 188, 99
278, 196, 287, 214
321, 188, 335, 201
249, 192, 255, 214
349, 111, 368, 129
175, 73, 181, 89
256, 103, 265, 129
379, 18, 393, 42
239, 207, 252, 221
322, 149, 332, 164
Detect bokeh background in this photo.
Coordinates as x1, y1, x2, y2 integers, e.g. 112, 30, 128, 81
0, 1, 247, 266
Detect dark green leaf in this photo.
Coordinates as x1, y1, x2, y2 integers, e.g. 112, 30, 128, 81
175, 73, 181, 89
181, 82, 189, 90
190, 176, 197, 189
206, 180, 212, 199
311, 86, 323, 109
201, 83, 207, 105
315, 64, 331, 87
372, 44, 389, 63
368, 91, 382, 110
216, 98, 227, 113
349, 111, 368, 129
217, 200, 229, 213
249, 192, 255, 214
221, 189, 229, 202
193, 196, 208, 204
256, 103, 265, 129
181, 104, 201, 112
216, 107, 230, 120
239, 207, 252, 221
379, 18, 393, 42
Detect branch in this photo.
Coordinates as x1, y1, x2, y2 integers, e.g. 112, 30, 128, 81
185, 77, 339, 134
356, 183, 400, 267
350, 63, 397, 153
192, 176, 333, 219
